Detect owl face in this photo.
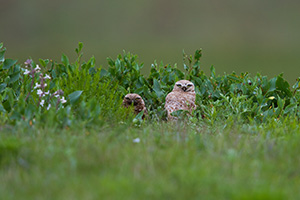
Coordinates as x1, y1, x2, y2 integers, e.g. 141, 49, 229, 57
123, 93, 144, 107
172, 80, 195, 93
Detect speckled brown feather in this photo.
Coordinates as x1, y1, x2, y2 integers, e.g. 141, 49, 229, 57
122, 93, 148, 119
165, 80, 196, 120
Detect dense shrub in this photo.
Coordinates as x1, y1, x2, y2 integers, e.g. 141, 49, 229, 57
1, 42, 300, 127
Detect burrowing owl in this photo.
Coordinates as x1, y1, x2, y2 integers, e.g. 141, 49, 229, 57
165, 80, 196, 120
122, 93, 148, 119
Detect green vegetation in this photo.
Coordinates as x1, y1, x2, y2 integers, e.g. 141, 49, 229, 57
1, 42, 300, 199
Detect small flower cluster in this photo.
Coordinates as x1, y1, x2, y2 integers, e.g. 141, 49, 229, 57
23, 59, 67, 110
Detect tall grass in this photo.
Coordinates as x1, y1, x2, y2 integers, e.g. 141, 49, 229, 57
1, 43, 300, 199
1, 119, 300, 199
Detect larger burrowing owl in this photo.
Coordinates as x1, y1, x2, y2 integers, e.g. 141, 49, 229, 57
122, 93, 148, 119
165, 80, 196, 120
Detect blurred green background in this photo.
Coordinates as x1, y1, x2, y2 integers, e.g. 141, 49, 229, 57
1, 0, 300, 83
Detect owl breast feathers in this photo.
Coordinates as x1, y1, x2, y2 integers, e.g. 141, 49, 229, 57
165, 80, 196, 120
122, 93, 148, 119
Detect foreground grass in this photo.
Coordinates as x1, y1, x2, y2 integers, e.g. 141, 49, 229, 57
1, 120, 300, 200
2, 43, 300, 199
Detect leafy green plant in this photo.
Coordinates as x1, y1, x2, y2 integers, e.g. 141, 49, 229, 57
1, 42, 300, 127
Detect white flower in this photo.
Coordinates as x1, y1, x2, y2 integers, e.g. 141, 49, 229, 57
40, 99, 45, 107
34, 83, 41, 89
55, 94, 60, 98
37, 89, 43, 97
23, 69, 30, 75
133, 138, 140, 143
47, 104, 51, 110
44, 74, 51, 79
60, 96, 67, 104
44, 90, 50, 95
35, 65, 41, 72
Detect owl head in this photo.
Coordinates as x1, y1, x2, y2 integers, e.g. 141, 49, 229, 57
172, 80, 195, 93
122, 93, 144, 107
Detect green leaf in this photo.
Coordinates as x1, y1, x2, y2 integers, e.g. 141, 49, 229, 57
210, 66, 216, 78
107, 57, 114, 67
24, 104, 36, 120
0, 103, 6, 113
228, 75, 242, 82
0, 47, 6, 63
153, 79, 164, 99
170, 110, 189, 118
89, 67, 97, 75
170, 110, 184, 117
268, 77, 277, 92
134, 86, 144, 94
6, 88, 15, 107
0, 83, 7, 93
68, 90, 83, 105
284, 103, 297, 114
10, 110, 22, 120
9, 72, 20, 84
2, 88, 15, 112
2, 100, 11, 113
100, 69, 108, 77
3, 59, 17, 70
61, 54, 69, 67
134, 110, 144, 120
183, 64, 188, 71
75, 42, 83, 54
276, 74, 292, 97
79, 42, 83, 50
39, 59, 49, 67
277, 96, 285, 110
194, 49, 202, 61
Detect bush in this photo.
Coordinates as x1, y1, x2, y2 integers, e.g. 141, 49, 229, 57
1, 42, 300, 128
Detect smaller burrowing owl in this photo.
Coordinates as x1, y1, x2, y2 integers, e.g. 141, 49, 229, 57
122, 93, 148, 119
165, 80, 196, 120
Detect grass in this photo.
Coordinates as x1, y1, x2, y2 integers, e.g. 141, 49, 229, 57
1, 44, 300, 199
1, 120, 300, 200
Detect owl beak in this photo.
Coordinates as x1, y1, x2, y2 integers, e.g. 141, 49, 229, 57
182, 86, 187, 92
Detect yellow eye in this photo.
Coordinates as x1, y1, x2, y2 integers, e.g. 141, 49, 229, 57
187, 83, 193, 87
176, 83, 182, 87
